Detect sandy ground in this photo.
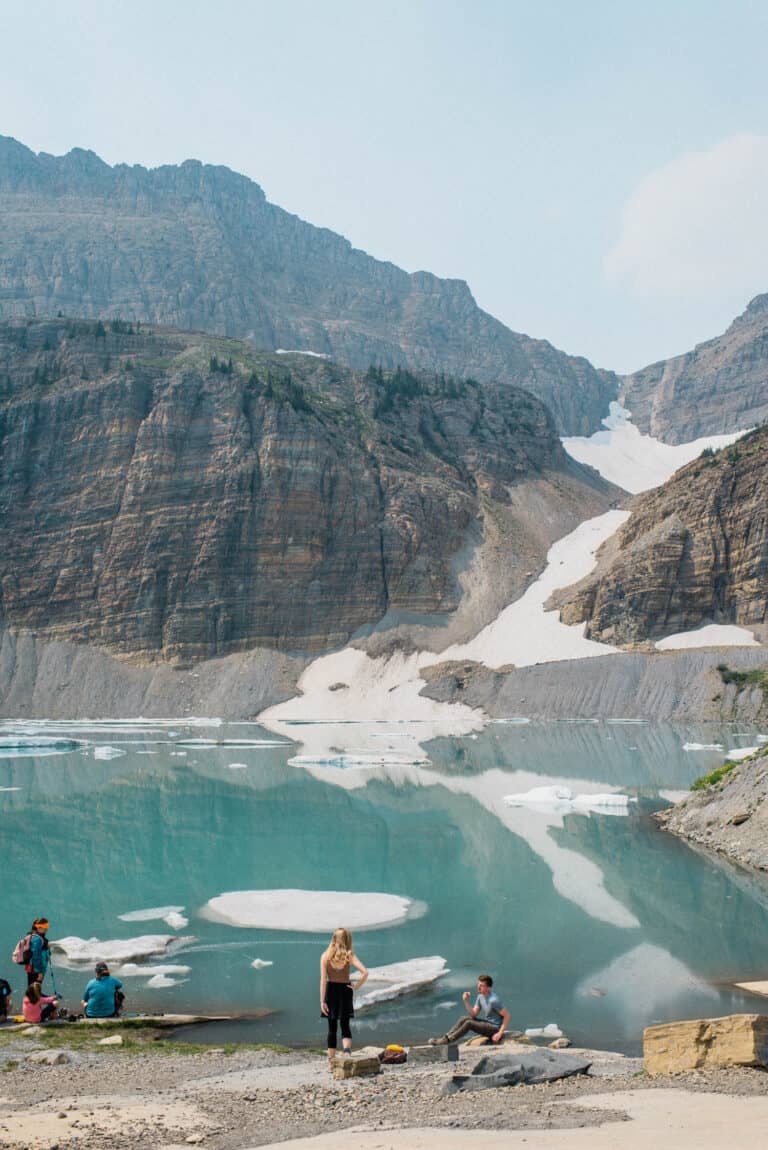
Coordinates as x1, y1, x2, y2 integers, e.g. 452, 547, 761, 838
265, 1089, 768, 1149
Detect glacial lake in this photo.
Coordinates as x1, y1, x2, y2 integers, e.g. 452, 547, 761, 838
2, 717, 767, 1054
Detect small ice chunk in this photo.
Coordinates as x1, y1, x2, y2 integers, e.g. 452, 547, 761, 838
726, 746, 759, 761
504, 786, 632, 816
163, 911, 189, 930
228, 763, 247, 770
118, 963, 191, 977
683, 743, 724, 752
525, 1023, 563, 1038
119, 906, 185, 923
146, 973, 187, 988
93, 746, 125, 760
200, 889, 424, 932
251, 958, 274, 969
0, 786, 21, 791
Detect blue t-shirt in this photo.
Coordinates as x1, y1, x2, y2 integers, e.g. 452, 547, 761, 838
475, 991, 504, 1027
83, 975, 123, 1018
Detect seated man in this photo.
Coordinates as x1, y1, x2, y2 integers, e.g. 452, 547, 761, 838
0, 976, 11, 1021
429, 973, 511, 1045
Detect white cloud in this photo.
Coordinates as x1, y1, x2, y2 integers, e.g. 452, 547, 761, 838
604, 132, 768, 300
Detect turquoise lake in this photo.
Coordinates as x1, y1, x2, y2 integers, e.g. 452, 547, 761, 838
1, 718, 767, 1054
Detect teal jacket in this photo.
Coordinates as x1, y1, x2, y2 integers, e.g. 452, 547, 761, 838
29, 933, 50, 975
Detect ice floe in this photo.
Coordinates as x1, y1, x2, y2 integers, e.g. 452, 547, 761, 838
118, 906, 187, 930
146, 973, 187, 988
656, 624, 759, 650
289, 752, 429, 769
93, 746, 126, 760
51, 935, 193, 965
503, 786, 633, 816
562, 401, 751, 495
0, 786, 21, 792
726, 746, 760, 761
251, 958, 274, 969
524, 1023, 563, 1038
355, 956, 448, 1009
227, 763, 248, 770
175, 738, 291, 748
117, 963, 192, 977
200, 890, 424, 933
683, 743, 724, 752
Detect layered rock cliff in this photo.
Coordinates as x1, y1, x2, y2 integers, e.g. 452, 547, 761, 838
0, 135, 616, 435
553, 426, 768, 645
621, 294, 768, 443
0, 318, 614, 666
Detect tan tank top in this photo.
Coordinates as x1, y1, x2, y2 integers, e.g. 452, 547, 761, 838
326, 959, 350, 983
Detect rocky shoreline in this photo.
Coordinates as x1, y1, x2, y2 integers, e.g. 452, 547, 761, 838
3, 1026, 768, 1150
657, 744, 768, 872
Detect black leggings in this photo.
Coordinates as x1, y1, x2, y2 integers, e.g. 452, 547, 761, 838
327, 1016, 352, 1048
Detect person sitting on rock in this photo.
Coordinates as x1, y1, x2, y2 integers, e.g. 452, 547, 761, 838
23, 977, 59, 1023
82, 962, 124, 1019
0, 976, 12, 1021
429, 973, 512, 1045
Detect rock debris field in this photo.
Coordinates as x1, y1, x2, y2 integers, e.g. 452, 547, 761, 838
2, 1029, 768, 1150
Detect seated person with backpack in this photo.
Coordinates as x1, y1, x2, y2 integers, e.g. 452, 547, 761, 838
0, 977, 11, 1021
82, 962, 124, 1018
23, 976, 59, 1023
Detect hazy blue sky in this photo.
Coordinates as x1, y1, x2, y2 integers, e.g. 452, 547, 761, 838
2, 0, 767, 371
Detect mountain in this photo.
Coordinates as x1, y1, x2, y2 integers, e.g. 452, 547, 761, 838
620, 294, 768, 444
554, 426, 767, 645
0, 135, 616, 436
0, 318, 615, 667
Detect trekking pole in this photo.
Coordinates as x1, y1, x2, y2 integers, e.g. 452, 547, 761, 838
48, 956, 60, 1000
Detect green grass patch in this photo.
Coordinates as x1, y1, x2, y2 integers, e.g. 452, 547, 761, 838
690, 761, 738, 792
717, 664, 768, 694
0, 1024, 292, 1057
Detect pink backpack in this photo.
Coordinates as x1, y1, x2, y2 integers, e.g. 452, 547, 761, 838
12, 933, 31, 965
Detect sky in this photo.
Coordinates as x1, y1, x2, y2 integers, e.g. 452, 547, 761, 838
1, 0, 767, 372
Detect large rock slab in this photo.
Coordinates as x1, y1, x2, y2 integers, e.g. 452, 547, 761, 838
443, 1049, 591, 1093
644, 1013, 768, 1074
407, 1043, 459, 1064
330, 1054, 380, 1079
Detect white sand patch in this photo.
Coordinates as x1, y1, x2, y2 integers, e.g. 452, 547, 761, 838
726, 746, 759, 761
355, 956, 448, 1009
0, 1093, 211, 1148
200, 889, 424, 933
683, 742, 724, 751
577, 943, 717, 1032
563, 401, 751, 494
504, 786, 633, 816
51, 935, 193, 965
656, 624, 758, 650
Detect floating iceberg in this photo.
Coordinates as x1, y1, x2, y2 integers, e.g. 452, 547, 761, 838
200, 889, 424, 932
227, 763, 248, 770
524, 1023, 563, 1038
503, 786, 633, 816
251, 958, 274, 969
119, 906, 185, 923
93, 746, 125, 760
683, 743, 724, 752
355, 956, 448, 1009
51, 935, 193, 965
146, 973, 187, 988
289, 752, 428, 768
174, 738, 291, 748
118, 963, 191, 977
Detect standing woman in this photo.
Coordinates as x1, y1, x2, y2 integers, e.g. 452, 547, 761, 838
320, 927, 368, 1060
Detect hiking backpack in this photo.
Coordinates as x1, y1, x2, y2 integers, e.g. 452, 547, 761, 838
11, 933, 31, 965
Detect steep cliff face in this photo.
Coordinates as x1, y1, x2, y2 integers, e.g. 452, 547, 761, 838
0, 318, 613, 664
621, 294, 768, 443
0, 135, 616, 435
554, 426, 768, 644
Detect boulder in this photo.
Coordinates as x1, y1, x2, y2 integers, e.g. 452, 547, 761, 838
97, 1034, 123, 1046
644, 1013, 768, 1074
443, 1050, 591, 1094
25, 1049, 70, 1065
331, 1054, 380, 1079
408, 1043, 459, 1064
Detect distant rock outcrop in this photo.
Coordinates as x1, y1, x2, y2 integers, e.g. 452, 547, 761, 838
553, 426, 768, 645
621, 294, 768, 443
0, 135, 616, 435
0, 318, 613, 666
